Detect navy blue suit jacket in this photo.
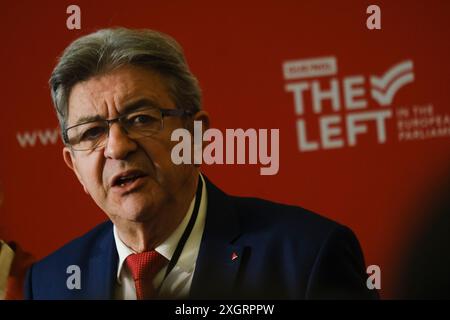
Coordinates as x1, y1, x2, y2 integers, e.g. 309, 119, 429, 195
25, 176, 378, 299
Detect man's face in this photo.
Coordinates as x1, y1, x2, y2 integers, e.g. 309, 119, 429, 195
63, 65, 198, 225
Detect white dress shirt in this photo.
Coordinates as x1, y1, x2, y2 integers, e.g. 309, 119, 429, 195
113, 174, 207, 299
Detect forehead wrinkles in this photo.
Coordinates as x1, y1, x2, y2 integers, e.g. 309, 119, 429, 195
67, 73, 134, 123
66, 66, 175, 125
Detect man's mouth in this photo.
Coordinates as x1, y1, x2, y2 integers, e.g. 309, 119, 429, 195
111, 170, 147, 188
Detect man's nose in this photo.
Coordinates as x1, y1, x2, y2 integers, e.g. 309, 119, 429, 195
103, 122, 137, 159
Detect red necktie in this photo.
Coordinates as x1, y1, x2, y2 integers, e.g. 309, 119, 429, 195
125, 251, 167, 300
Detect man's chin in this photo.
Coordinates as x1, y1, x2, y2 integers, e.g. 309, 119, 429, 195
119, 199, 163, 221
115, 206, 155, 223
106, 190, 167, 223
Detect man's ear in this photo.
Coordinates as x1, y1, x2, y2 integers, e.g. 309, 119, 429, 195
192, 110, 210, 150
193, 110, 210, 131
63, 147, 90, 195
184, 110, 210, 132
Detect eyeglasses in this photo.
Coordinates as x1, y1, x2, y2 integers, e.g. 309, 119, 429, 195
63, 107, 192, 151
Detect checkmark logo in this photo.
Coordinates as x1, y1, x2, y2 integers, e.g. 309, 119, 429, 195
370, 60, 414, 106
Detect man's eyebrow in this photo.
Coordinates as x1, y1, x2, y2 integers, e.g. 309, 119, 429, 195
70, 98, 162, 127
71, 114, 103, 127
121, 98, 162, 114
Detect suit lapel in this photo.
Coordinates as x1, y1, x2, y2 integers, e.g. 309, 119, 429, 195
86, 222, 118, 299
190, 176, 245, 299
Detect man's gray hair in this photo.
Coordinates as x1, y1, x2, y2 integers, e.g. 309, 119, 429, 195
49, 27, 202, 141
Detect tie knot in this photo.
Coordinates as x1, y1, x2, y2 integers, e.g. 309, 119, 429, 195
125, 250, 167, 281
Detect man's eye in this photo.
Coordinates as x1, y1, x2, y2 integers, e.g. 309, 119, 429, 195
129, 114, 158, 125
80, 126, 105, 141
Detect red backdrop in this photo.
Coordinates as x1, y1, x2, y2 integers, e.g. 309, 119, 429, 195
1, 0, 449, 298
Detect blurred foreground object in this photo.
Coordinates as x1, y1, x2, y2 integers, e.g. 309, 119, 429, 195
0, 241, 34, 300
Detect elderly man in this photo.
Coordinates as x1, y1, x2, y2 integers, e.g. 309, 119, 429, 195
25, 28, 377, 300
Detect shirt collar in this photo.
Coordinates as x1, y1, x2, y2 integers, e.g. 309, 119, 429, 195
113, 174, 207, 283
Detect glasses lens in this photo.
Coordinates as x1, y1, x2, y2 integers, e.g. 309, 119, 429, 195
67, 121, 108, 151
123, 108, 163, 138
66, 108, 164, 151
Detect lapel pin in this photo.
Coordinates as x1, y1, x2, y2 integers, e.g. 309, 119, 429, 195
231, 252, 238, 261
